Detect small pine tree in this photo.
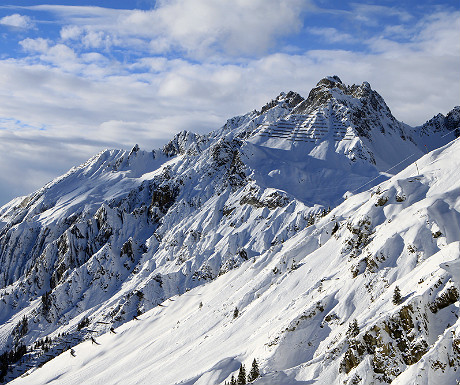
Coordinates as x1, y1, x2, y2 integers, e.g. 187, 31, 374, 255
13, 315, 28, 341
77, 316, 90, 330
233, 307, 239, 319
230, 374, 237, 385
0, 351, 8, 383
331, 222, 339, 236
346, 319, 359, 339
41, 290, 53, 315
247, 358, 260, 382
392, 285, 402, 305
237, 364, 246, 385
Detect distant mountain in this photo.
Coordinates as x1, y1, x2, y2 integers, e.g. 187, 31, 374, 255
0, 77, 459, 384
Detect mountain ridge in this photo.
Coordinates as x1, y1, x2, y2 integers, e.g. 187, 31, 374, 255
6, 133, 460, 385
0, 76, 459, 384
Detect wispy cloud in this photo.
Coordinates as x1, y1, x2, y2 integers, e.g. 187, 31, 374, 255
308, 27, 355, 44
350, 3, 413, 26
366, 11, 460, 56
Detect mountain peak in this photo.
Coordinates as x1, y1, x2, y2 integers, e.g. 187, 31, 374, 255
291, 76, 348, 114
316, 75, 343, 88
248, 76, 454, 172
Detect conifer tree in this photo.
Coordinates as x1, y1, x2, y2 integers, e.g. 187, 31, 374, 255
230, 374, 237, 385
247, 358, 260, 382
346, 318, 359, 339
233, 307, 239, 319
0, 351, 8, 382
41, 290, 53, 315
392, 285, 402, 305
237, 364, 246, 385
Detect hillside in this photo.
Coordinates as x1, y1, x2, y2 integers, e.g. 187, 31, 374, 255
8, 125, 460, 385
0, 76, 459, 384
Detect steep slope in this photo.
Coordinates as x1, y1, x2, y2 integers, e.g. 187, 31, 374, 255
9, 135, 460, 385
0, 76, 458, 383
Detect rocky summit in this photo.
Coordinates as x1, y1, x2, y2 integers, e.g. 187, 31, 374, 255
0, 77, 459, 385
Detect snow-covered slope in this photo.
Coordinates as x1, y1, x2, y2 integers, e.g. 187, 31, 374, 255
8, 128, 460, 385
0, 76, 459, 384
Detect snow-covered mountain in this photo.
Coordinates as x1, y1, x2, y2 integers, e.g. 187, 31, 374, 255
0, 76, 459, 384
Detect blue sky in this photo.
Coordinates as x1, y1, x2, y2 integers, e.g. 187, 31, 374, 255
0, 0, 459, 205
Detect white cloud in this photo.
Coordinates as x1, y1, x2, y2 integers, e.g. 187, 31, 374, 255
20, 39, 81, 72
414, 12, 460, 56
81, 30, 108, 49
147, 0, 310, 57
20, 37, 50, 53
351, 3, 413, 26
0, 13, 33, 29
60, 25, 82, 40
366, 11, 460, 59
33, 1, 312, 58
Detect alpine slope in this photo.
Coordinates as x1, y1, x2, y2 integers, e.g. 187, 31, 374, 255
0, 76, 459, 385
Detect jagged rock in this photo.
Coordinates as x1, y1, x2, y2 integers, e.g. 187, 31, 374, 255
163, 131, 207, 157
260, 91, 304, 114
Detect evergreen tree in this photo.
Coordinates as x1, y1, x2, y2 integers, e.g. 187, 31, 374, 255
233, 307, 239, 319
41, 290, 53, 315
77, 316, 90, 330
237, 364, 246, 385
19, 316, 28, 336
392, 285, 402, 305
230, 374, 237, 385
346, 318, 359, 339
12, 315, 28, 342
0, 351, 8, 382
247, 358, 260, 382
331, 222, 339, 236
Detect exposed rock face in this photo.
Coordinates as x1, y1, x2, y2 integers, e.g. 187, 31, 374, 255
162, 130, 208, 157
296, 75, 346, 113
446, 106, 460, 133
260, 90, 305, 114
419, 106, 460, 138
